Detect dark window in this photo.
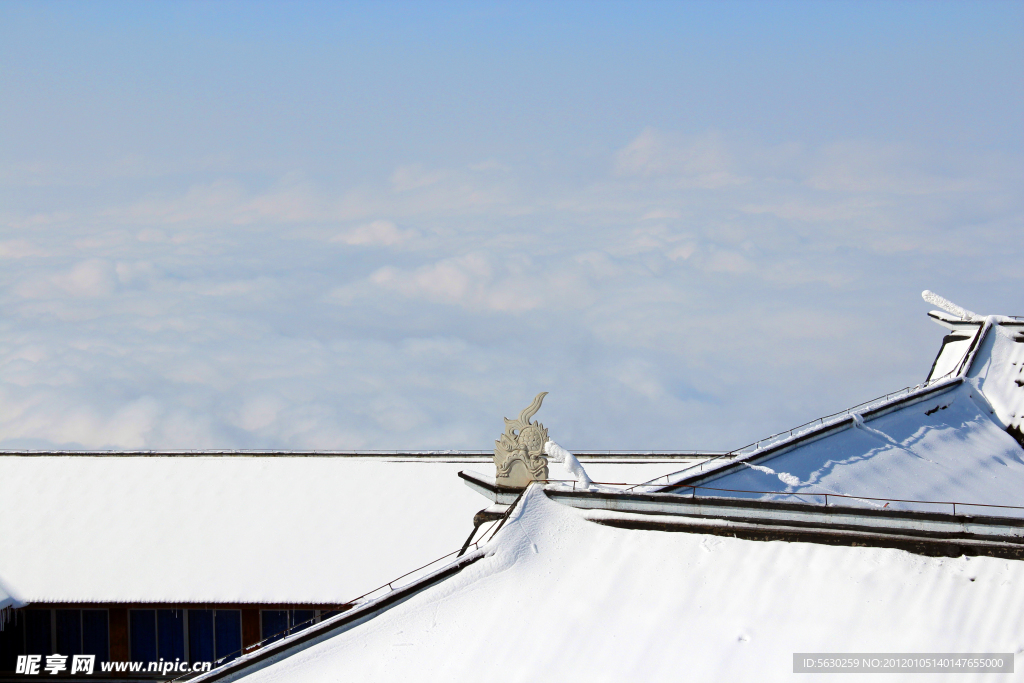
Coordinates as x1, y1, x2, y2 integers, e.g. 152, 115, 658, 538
82, 610, 109, 663
24, 610, 51, 657
187, 610, 214, 664
157, 610, 184, 661
129, 610, 157, 663
214, 611, 241, 663
291, 610, 315, 634
55, 609, 82, 656
0, 611, 25, 670
6, 609, 108, 667
260, 610, 288, 644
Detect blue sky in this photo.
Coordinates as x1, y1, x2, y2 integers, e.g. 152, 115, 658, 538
0, 1, 1021, 450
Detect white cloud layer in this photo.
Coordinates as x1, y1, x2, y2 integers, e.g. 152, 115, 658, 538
0, 124, 1020, 452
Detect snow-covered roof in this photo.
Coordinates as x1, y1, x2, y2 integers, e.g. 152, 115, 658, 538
0, 580, 18, 615
180, 296, 1024, 682
221, 486, 1024, 682
0, 455, 680, 606
658, 308, 1024, 514
0, 457, 487, 605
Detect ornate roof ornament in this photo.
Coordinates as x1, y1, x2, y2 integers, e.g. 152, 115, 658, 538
494, 392, 550, 488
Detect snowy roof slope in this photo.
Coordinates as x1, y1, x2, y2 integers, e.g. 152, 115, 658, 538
227, 487, 1024, 683
663, 316, 1024, 513
0, 456, 679, 606
680, 382, 1024, 512
968, 319, 1024, 443
0, 457, 486, 604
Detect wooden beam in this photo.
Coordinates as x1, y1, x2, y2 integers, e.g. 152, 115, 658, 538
241, 608, 260, 653
109, 607, 129, 663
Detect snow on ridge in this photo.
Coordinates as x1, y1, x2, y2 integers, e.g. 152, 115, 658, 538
654, 322, 1024, 513
229, 486, 1024, 683
543, 440, 593, 488
967, 319, 1024, 446
690, 382, 1024, 512
638, 309, 1024, 512
640, 375, 963, 493
922, 289, 980, 321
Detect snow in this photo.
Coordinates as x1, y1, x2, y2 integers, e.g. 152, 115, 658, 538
668, 318, 1024, 515
683, 383, 1024, 513
922, 290, 980, 321
542, 440, 593, 487
927, 327, 978, 382
0, 455, 687, 606
228, 486, 1024, 683
968, 321, 1024, 443
0, 457, 486, 605
566, 460, 703, 485
193, 306, 1024, 681
0, 579, 18, 616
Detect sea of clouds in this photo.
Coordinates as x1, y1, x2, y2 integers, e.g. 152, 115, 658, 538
2, 128, 1019, 451
1, 3, 1020, 452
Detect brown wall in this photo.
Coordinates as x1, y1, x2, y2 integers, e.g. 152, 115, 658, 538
108, 607, 129, 669
242, 608, 260, 653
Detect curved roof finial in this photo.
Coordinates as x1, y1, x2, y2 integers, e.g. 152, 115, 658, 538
922, 290, 978, 321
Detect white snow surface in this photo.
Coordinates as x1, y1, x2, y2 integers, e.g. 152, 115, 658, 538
543, 440, 593, 487
928, 328, 977, 382
0, 581, 16, 614
968, 322, 1024, 440
232, 486, 1024, 683
0, 456, 684, 605
0, 457, 487, 604
685, 321, 1024, 514
564, 461, 695, 484
695, 383, 1024, 513
922, 290, 979, 321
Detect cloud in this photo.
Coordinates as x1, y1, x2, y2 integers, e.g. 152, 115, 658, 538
331, 220, 419, 247
0, 127, 1019, 453
98, 164, 515, 238
390, 165, 448, 192
137, 228, 168, 243
667, 244, 696, 261
805, 141, 981, 196
230, 394, 286, 432
0, 240, 49, 259
702, 249, 753, 274
641, 209, 682, 220
15, 260, 118, 299
614, 128, 748, 188
740, 197, 886, 223
111, 179, 250, 226
361, 253, 543, 313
